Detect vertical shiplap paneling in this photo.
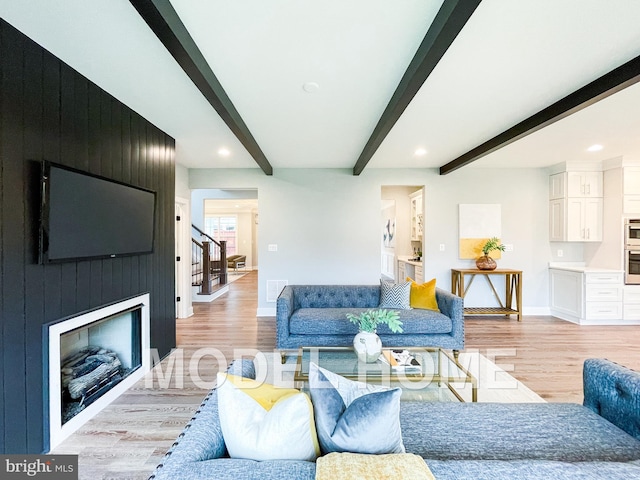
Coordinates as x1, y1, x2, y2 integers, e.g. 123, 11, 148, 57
0, 19, 175, 453
0, 20, 5, 454
59, 63, 79, 316
98, 94, 113, 303
74, 74, 92, 315
0, 21, 28, 452
22, 33, 46, 453
120, 109, 133, 296
110, 99, 123, 303
41, 49, 62, 323
129, 111, 142, 294
87, 82, 103, 308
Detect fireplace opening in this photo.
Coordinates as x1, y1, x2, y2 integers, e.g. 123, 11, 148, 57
48, 293, 150, 451
60, 307, 142, 424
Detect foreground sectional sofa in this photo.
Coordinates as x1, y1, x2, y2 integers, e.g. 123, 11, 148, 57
150, 358, 640, 480
275, 284, 464, 353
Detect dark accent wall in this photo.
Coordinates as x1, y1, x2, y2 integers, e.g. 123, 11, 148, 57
0, 19, 176, 453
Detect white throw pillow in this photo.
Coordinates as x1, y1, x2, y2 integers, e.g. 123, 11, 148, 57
217, 372, 320, 461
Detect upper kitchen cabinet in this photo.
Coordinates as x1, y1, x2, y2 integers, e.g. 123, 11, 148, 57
549, 172, 603, 199
623, 167, 640, 214
549, 171, 603, 242
567, 172, 603, 197
409, 189, 423, 241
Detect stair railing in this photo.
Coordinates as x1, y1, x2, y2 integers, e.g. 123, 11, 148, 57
191, 224, 227, 294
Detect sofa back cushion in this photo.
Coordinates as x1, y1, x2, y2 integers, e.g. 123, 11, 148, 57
293, 285, 380, 309
583, 358, 640, 440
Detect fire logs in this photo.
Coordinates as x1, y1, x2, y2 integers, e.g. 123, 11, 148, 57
60, 346, 130, 424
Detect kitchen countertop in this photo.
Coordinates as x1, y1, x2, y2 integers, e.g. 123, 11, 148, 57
397, 255, 423, 267
548, 262, 623, 274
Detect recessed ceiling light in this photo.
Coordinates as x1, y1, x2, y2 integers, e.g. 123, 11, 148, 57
218, 148, 230, 157
414, 148, 427, 156
587, 144, 603, 152
302, 82, 320, 93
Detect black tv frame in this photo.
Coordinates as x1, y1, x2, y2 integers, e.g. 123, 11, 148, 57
39, 161, 157, 264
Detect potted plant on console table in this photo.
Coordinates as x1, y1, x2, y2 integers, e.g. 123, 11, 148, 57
346, 309, 403, 363
476, 237, 506, 271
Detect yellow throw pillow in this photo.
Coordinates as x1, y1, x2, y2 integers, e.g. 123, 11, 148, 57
406, 277, 440, 312
316, 452, 436, 480
217, 373, 320, 461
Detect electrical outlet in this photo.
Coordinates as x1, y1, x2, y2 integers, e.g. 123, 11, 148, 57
268, 244, 278, 252
504, 244, 513, 252
439, 244, 445, 251
557, 249, 564, 257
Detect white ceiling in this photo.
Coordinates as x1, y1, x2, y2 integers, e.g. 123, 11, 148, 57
1, 0, 640, 173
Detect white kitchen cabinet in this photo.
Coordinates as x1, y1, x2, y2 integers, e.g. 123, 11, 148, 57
624, 167, 640, 193
549, 269, 583, 320
623, 286, 640, 321
415, 265, 424, 284
565, 198, 603, 242
623, 167, 640, 214
550, 268, 624, 324
409, 190, 423, 241
549, 197, 602, 242
548, 171, 603, 242
549, 198, 565, 242
567, 172, 603, 197
549, 173, 565, 200
397, 260, 407, 283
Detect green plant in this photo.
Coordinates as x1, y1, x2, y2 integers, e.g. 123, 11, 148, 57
481, 237, 506, 255
346, 309, 403, 333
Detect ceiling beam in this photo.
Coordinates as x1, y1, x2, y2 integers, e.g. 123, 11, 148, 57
129, 0, 273, 175
352, 0, 482, 176
439, 54, 640, 175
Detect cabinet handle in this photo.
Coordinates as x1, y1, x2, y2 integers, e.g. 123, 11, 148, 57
587, 184, 591, 195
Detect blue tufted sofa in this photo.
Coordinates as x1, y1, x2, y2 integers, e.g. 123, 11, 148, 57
275, 285, 464, 354
150, 358, 640, 479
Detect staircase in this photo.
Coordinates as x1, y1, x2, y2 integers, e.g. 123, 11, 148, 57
192, 224, 227, 295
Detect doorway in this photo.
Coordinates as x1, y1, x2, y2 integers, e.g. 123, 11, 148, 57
175, 197, 192, 319
381, 186, 424, 282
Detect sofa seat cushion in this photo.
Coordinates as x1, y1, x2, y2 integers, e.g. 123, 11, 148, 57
400, 402, 640, 462
426, 459, 640, 480
289, 308, 452, 335
152, 459, 316, 480
316, 452, 434, 480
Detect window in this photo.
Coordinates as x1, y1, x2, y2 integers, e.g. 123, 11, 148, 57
204, 216, 237, 255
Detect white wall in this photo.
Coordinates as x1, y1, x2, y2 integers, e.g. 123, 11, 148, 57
175, 164, 190, 198
189, 167, 554, 315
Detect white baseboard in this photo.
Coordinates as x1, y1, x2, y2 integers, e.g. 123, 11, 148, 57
522, 306, 551, 316
192, 286, 229, 303
257, 307, 276, 317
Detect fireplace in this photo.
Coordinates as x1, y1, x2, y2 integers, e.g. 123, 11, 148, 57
47, 294, 151, 450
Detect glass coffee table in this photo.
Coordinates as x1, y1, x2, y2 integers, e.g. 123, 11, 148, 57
294, 346, 477, 402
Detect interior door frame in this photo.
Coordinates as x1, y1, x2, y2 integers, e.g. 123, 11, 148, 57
175, 196, 193, 319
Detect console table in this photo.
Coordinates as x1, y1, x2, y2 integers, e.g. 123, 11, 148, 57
451, 268, 523, 321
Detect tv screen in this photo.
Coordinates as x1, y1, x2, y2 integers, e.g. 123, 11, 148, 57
40, 162, 156, 263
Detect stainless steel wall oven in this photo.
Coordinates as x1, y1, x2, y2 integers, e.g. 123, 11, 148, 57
625, 220, 640, 284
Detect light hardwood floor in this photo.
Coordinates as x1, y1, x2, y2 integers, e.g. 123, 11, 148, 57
51, 270, 640, 479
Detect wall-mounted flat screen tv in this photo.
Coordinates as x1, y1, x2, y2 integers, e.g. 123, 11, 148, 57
40, 161, 156, 263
